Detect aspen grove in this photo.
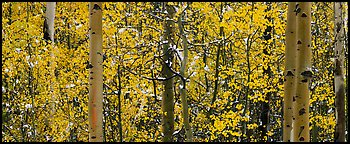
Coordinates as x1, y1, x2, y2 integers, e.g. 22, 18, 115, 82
1, 2, 348, 142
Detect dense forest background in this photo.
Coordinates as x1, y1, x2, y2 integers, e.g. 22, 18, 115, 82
1, 2, 348, 142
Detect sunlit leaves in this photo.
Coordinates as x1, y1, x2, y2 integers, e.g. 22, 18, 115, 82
2, 2, 347, 142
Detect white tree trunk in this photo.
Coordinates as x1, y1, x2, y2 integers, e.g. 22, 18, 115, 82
88, 2, 103, 142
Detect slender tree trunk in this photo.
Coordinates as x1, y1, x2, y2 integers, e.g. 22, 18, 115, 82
44, 2, 56, 141
283, 2, 297, 142
178, 11, 193, 142
293, 2, 312, 142
209, 2, 224, 121
117, 65, 123, 142
44, 2, 55, 42
334, 2, 345, 142
162, 3, 175, 142
259, 2, 272, 142
47, 1, 56, 121
88, 2, 103, 142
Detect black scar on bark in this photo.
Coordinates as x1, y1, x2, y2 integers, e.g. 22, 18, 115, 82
91, 136, 96, 139
93, 4, 101, 10
43, 18, 50, 41
92, 32, 96, 34
301, 70, 313, 78
286, 71, 294, 76
297, 40, 302, 44
301, 79, 307, 83
334, 59, 342, 76
299, 137, 304, 141
299, 108, 306, 116
87, 64, 93, 69
336, 22, 341, 33
294, 4, 301, 16
301, 13, 307, 17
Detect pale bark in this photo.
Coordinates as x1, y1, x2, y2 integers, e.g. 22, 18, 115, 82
334, 2, 345, 142
45, 2, 55, 42
293, 2, 312, 142
44, 3, 56, 139
88, 2, 103, 142
162, 3, 175, 142
178, 12, 193, 142
283, 2, 297, 142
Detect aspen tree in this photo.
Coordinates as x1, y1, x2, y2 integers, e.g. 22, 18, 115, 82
88, 2, 103, 142
334, 2, 345, 142
47, 2, 56, 116
44, 3, 56, 140
178, 9, 193, 142
293, 2, 312, 142
283, 2, 297, 142
162, 3, 175, 142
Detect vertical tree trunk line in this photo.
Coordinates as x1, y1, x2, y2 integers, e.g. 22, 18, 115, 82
178, 10, 193, 142
293, 2, 312, 142
27, 3, 36, 141
88, 2, 103, 142
117, 65, 123, 142
333, 2, 345, 142
209, 2, 224, 123
162, 3, 175, 142
44, 2, 56, 135
283, 2, 297, 142
259, 2, 272, 142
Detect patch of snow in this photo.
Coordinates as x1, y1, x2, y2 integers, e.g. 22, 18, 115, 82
76, 24, 82, 29
65, 84, 76, 88
173, 129, 180, 135
179, 84, 184, 89
327, 108, 333, 114
29, 62, 34, 68
191, 72, 197, 76
243, 38, 248, 44
204, 65, 209, 71
162, 40, 169, 44
220, 81, 225, 85
15, 48, 22, 53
